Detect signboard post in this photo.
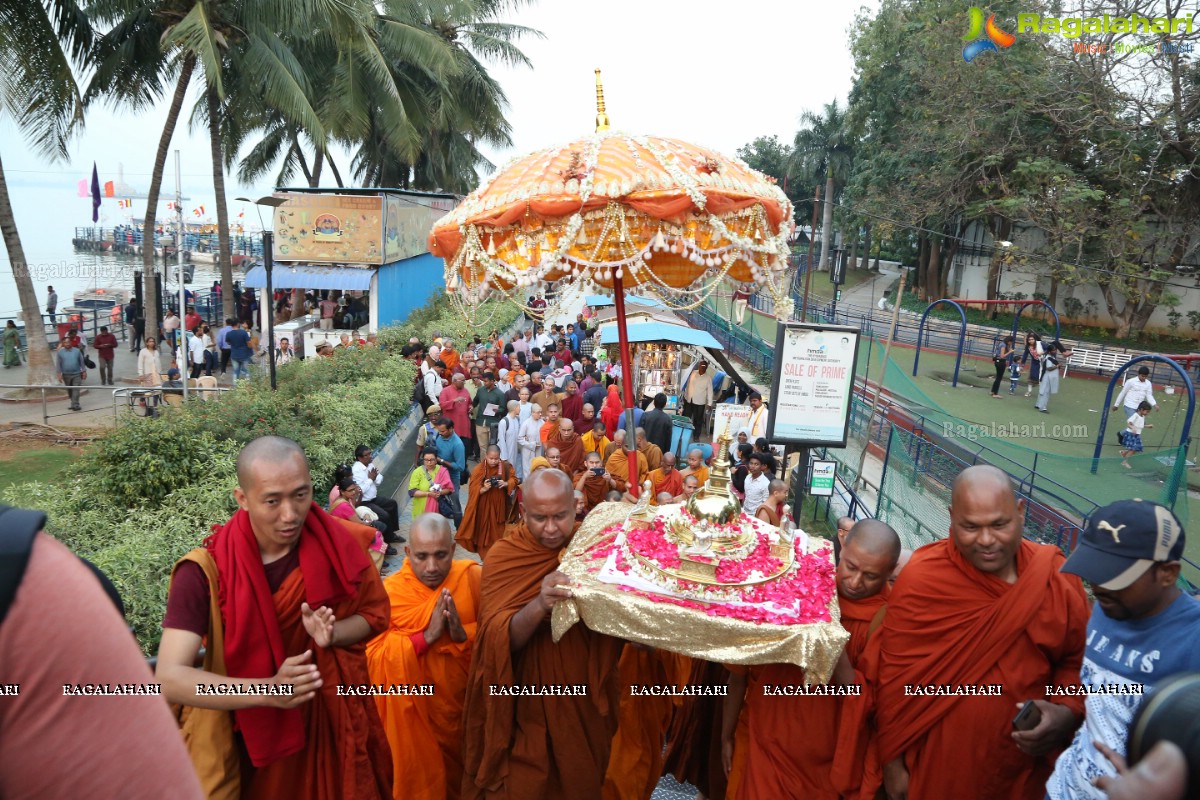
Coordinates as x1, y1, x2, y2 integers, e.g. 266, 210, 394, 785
810, 460, 836, 497
766, 322, 860, 448
713, 404, 752, 439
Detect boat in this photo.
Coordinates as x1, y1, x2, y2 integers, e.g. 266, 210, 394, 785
72, 287, 132, 310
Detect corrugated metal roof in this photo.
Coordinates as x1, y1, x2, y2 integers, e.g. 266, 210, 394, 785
243, 264, 375, 291
597, 322, 723, 350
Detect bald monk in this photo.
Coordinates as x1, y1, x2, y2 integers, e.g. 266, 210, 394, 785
367, 514, 480, 800
602, 646, 692, 800
456, 445, 518, 560
605, 435, 649, 494
635, 428, 662, 471
158, 435, 391, 800
647, 453, 684, 506
547, 418, 586, 476
575, 451, 615, 512
888, 549, 912, 587
531, 383, 559, 416
602, 429, 626, 466
723, 520, 900, 800
461, 469, 624, 800
876, 465, 1089, 800
680, 448, 709, 486
540, 403, 561, 444
581, 419, 610, 456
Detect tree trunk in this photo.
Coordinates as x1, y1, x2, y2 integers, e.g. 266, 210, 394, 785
142, 54, 196, 350
295, 139, 313, 185
925, 237, 941, 302
915, 234, 929, 300
0, 153, 56, 389
938, 236, 960, 300
326, 152, 344, 188
818, 175, 835, 271
206, 86, 235, 324
847, 231, 859, 275
309, 149, 324, 188
985, 217, 1011, 312
860, 223, 871, 271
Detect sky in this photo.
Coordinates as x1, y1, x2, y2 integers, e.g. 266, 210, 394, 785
1, 0, 872, 225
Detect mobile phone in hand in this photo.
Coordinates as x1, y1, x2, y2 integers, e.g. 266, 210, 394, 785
1012, 700, 1042, 732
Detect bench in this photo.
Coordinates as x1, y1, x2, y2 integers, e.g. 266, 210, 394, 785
1068, 347, 1127, 376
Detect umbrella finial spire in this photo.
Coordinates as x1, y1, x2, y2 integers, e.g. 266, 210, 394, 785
594, 68, 609, 132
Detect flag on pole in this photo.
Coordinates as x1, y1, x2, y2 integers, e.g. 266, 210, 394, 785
77, 179, 88, 198
103, 180, 115, 198
90, 163, 101, 222
166, 201, 178, 211
193, 205, 205, 217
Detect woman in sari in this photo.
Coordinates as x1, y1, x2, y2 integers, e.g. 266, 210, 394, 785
328, 478, 392, 566
407, 447, 453, 518
600, 384, 623, 438
2, 320, 20, 368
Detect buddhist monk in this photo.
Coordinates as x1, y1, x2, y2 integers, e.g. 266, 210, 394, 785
875, 465, 1088, 800
635, 428, 662, 472
723, 520, 900, 800
461, 469, 625, 800
456, 445, 518, 560
548, 418, 587, 477
157, 436, 391, 800
575, 451, 614, 511
680, 448, 709, 486
888, 549, 912, 587
605, 436, 649, 494
561, 379, 586, 431
541, 403, 561, 444
581, 418, 610, 456
602, 429, 626, 466
677, 474, 700, 503
531, 383, 559, 416
648, 453, 684, 506
366, 514, 480, 800
663, 659, 730, 800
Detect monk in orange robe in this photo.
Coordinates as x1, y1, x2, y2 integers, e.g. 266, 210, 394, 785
875, 465, 1088, 800
157, 436, 391, 800
680, 448, 709, 486
648, 453, 684, 506
455, 445, 518, 560
602, 646, 691, 800
462, 469, 624, 800
725, 520, 900, 800
576, 451, 613, 511
605, 436, 648, 494
540, 403, 561, 444
547, 418, 587, 476
663, 659, 730, 799
635, 428, 662, 472
367, 514, 480, 800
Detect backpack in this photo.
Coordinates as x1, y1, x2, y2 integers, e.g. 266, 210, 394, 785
412, 374, 429, 409
0, 506, 47, 627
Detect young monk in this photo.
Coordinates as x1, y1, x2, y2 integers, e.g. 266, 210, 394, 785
455, 445, 518, 561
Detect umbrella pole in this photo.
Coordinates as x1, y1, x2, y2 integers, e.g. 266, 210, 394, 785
612, 273, 639, 498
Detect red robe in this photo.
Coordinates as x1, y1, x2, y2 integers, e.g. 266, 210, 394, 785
874, 539, 1088, 800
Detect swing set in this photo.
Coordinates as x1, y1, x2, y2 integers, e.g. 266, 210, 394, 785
912, 299, 1061, 387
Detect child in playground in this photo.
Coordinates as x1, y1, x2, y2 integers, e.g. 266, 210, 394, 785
1022, 332, 1044, 397
1118, 400, 1154, 469
1008, 358, 1021, 394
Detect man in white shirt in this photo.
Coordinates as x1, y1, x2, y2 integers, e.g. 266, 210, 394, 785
534, 326, 554, 352
187, 327, 206, 379
1112, 366, 1157, 420
423, 359, 447, 404
739, 450, 768, 513
746, 391, 769, 441
742, 451, 772, 516
351, 444, 401, 540
683, 361, 714, 437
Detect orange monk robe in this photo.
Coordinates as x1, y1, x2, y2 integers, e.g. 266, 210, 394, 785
875, 539, 1088, 800
663, 660, 730, 800
455, 461, 517, 560
602, 441, 619, 465
581, 430, 610, 457
648, 468, 684, 505
547, 430, 586, 476
241, 535, 392, 800
682, 465, 709, 486
531, 387, 559, 415
580, 473, 609, 511
602, 646, 681, 800
461, 523, 624, 800
539, 419, 559, 444
637, 442, 662, 472
721, 664, 754, 800
366, 561, 481, 800
605, 449, 649, 493
739, 589, 889, 800
441, 347, 461, 373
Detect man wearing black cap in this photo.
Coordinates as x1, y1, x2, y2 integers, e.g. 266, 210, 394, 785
1113, 366, 1158, 422
1046, 499, 1200, 800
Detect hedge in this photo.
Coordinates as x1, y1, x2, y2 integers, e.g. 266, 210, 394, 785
3, 293, 521, 654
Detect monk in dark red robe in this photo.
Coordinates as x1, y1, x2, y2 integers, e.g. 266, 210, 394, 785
462, 469, 624, 800
726, 521, 899, 800
455, 445, 518, 561
576, 451, 612, 511
560, 380, 586, 431
875, 465, 1088, 800
157, 436, 391, 800
547, 418, 587, 477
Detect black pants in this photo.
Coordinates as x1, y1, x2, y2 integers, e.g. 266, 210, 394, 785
130, 329, 142, 352
363, 497, 401, 536
990, 359, 1006, 395
684, 401, 707, 437
99, 357, 114, 385
220, 348, 231, 373
190, 361, 203, 379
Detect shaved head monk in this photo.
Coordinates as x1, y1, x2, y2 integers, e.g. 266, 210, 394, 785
726, 519, 901, 800
461, 468, 624, 799
456, 445, 518, 560
367, 514, 481, 800
875, 465, 1089, 800
158, 435, 391, 799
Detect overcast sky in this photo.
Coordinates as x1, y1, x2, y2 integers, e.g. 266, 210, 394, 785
2, 0, 872, 217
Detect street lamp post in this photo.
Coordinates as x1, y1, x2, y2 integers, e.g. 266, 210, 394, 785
263, 230, 276, 390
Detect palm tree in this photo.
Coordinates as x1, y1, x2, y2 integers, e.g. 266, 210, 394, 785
0, 0, 94, 391
792, 100, 854, 272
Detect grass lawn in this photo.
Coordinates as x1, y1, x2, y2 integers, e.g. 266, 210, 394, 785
0, 447, 78, 494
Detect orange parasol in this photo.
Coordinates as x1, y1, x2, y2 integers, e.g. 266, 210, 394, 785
428, 71, 797, 495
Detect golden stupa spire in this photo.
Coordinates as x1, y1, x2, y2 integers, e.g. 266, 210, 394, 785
594, 68, 609, 133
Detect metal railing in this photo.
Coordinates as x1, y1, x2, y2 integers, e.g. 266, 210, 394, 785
0, 383, 232, 425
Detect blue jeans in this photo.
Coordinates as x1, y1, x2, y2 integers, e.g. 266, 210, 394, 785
231, 358, 250, 381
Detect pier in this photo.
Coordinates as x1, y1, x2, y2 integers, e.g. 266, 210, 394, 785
72, 225, 264, 264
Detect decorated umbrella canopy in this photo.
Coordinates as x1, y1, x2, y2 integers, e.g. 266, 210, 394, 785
428, 71, 796, 495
